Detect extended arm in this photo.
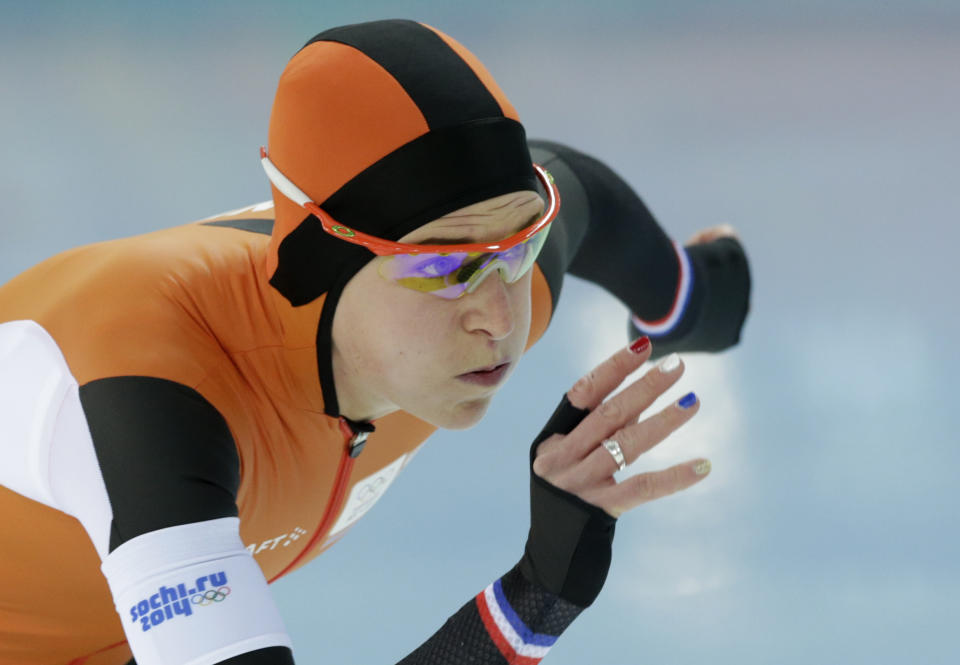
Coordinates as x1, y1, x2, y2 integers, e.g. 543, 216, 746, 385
530, 139, 751, 358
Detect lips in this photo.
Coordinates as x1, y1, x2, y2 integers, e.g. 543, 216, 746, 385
457, 362, 511, 387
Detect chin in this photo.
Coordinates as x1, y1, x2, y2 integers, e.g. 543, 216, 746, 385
431, 396, 493, 431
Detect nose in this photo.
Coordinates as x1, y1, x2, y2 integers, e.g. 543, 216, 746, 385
460, 268, 515, 341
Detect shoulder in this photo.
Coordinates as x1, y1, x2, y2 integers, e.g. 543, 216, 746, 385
1, 203, 281, 387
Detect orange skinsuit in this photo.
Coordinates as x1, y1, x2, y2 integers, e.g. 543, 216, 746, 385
0, 202, 553, 664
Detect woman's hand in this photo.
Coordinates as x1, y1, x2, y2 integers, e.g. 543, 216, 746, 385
532, 338, 710, 518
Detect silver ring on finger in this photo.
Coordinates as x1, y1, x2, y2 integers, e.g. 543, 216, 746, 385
601, 439, 627, 472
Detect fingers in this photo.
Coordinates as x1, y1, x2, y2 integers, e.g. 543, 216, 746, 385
587, 459, 713, 518
578, 391, 700, 483
538, 338, 652, 462
565, 336, 652, 411
533, 341, 711, 519
564, 352, 687, 461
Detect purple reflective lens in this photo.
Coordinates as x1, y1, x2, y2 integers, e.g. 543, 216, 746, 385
407, 253, 467, 278
377, 225, 551, 299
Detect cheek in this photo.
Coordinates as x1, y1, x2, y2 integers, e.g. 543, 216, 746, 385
377, 305, 450, 370
341, 273, 453, 373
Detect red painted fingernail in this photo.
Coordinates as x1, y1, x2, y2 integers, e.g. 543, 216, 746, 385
629, 336, 650, 354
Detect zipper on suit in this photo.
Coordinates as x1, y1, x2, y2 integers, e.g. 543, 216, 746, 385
268, 417, 369, 582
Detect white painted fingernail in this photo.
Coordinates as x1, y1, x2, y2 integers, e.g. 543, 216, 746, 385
694, 460, 712, 476
658, 353, 681, 374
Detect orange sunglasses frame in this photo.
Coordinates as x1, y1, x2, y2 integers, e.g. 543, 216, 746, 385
260, 147, 560, 257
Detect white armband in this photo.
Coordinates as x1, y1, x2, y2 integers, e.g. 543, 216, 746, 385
101, 517, 292, 665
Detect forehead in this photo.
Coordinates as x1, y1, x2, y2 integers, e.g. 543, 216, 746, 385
400, 190, 544, 244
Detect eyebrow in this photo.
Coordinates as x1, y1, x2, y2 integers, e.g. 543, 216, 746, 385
415, 212, 540, 246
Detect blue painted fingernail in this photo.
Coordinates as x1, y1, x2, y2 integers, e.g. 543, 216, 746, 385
678, 392, 697, 409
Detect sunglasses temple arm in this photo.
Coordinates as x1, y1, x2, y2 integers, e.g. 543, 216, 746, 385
260, 150, 312, 207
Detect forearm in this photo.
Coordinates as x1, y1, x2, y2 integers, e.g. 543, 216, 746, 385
398, 564, 582, 665
402, 396, 612, 665
529, 139, 751, 357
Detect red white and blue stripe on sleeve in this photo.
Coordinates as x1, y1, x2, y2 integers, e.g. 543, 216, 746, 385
631, 239, 692, 336
475, 579, 558, 664
397, 566, 583, 665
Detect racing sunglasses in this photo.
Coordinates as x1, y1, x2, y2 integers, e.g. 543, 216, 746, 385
260, 147, 560, 299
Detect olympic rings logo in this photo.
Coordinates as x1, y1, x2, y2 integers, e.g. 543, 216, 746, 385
191, 586, 231, 606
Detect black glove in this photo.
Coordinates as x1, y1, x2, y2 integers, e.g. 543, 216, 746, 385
519, 395, 617, 607
627, 235, 752, 359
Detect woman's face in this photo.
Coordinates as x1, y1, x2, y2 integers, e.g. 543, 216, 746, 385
332, 190, 545, 429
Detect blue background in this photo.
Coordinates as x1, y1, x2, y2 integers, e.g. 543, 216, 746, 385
2, 1, 958, 663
